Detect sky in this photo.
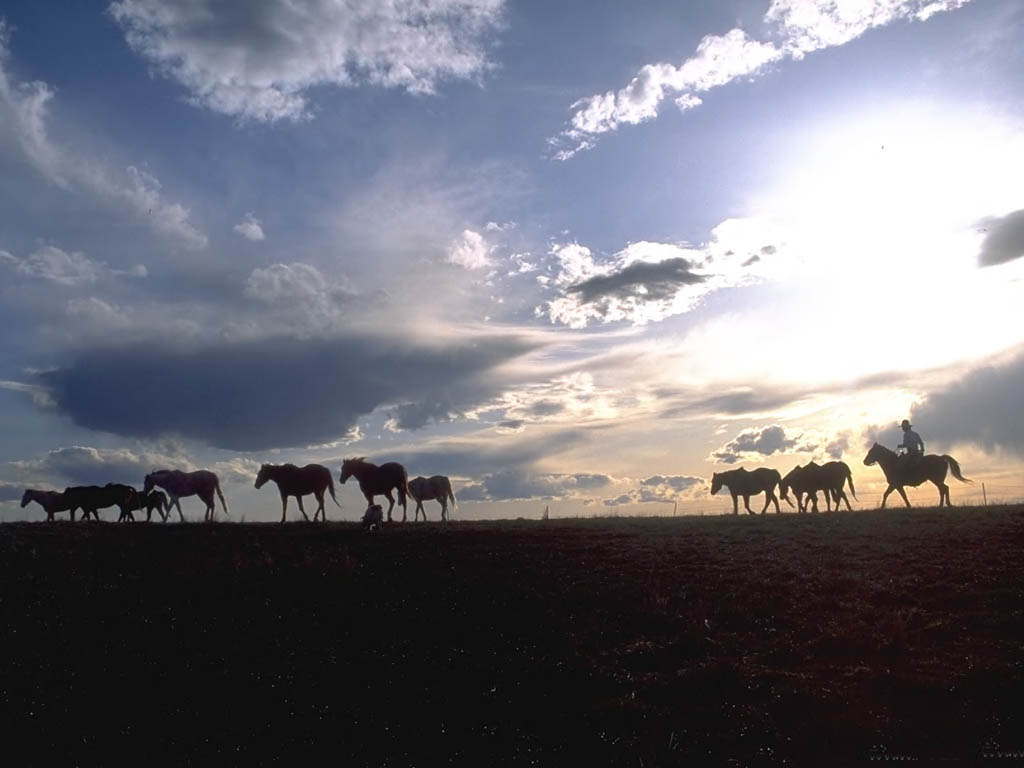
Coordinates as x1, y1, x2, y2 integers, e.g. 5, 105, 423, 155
2, 0, 1023, 522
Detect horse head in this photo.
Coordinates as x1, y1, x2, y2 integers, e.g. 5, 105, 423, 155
863, 443, 881, 466
340, 458, 366, 483
20, 489, 32, 508
254, 463, 272, 489
709, 473, 723, 495
143, 473, 156, 493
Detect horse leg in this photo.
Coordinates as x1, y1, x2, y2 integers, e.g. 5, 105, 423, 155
935, 481, 949, 507
280, 493, 289, 523
895, 486, 911, 508
880, 486, 895, 509
758, 493, 769, 514
440, 498, 448, 521
742, 495, 754, 515
730, 492, 739, 515
296, 495, 309, 522
171, 497, 184, 522
313, 490, 325, 522
384, 490, 400, 522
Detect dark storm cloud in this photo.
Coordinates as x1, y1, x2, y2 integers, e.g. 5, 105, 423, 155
910, 347, 1024, 456
978, 209, 1024, 267
40, 334, 538, 451
567, 258, 706, 303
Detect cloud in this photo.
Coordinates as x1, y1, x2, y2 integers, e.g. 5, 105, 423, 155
552, 0, 973, 158
0, 481, 23, 502
0, 246, 147, 286
910, 346, 1024, 457
234, 212, 265, 241
447, 229, 493, 270
461, 469, 612, 502
541, 226, 788, 328
39, 332, 538, 451
603, 474, 705, 506
0, 27, 207, 248
109, 0, 505, 122
10, 444, 196, 487
978, 209, 1024, 267
710, 424, 822, 464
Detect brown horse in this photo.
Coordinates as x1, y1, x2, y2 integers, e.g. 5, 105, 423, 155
863, 443, 971, 507
144, 469, 228, 522
340, 458, 409, 522
780, 461, 857, 513
255, 463, 340, 523
21, 489, 72, 521
63, 484, 138, 521
122, 488, 169, 522
710, 467, 784, 514
408, 475, 456, 521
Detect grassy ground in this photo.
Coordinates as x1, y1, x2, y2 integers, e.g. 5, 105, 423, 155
1, 506, 1023, 766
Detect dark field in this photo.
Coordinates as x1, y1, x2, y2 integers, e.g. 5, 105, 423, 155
2, 507, 1024, 766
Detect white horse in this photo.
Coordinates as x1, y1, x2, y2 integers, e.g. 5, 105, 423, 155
408, 475, 456, 521
144, 469, 228, 522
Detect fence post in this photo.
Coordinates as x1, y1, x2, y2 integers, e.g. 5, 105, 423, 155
982, 483, 987, 506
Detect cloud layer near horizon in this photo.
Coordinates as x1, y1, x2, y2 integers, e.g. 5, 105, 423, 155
40, 333, 538, 451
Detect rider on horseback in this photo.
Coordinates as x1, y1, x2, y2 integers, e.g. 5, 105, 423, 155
897, 419, 924, 473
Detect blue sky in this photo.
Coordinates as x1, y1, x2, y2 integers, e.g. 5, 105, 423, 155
2, 0, 1023, 521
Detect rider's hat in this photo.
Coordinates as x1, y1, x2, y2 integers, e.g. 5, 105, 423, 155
900, 419, 912, 429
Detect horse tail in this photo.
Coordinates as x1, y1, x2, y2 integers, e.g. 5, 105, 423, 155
327, 475, 342, 509
846, 466, 857, 499
447, 480, 457, 511
398, 470, 410, 506
215, 479, 230, 516
943, 455, 973, 484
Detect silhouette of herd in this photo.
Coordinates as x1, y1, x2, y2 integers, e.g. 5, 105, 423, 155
711, 444, 971, 515
18, 442, 971, 523
19, 458, 458, 524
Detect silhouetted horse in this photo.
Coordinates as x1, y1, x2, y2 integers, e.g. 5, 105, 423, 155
779, 461, 856, 513
64, 484, 137, 521
21, 489, 72, 521
104, 483, 144, 522
255, 463, 340, 523
340, 458, 409, 522
122, 488, 169, 522
408, 475, 456, 521
710, 467, 783, 514
863, 443, 970, 507
144, 469, 228, 522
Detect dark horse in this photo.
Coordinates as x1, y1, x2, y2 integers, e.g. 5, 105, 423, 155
255, 463, 340, 523
122, 488, 169, 522
710, 467, 784, 514
340, 458, 409, 523
863, 443, 971, 507
408, 475, 456, 521
21, 489, 72, 521
144, 469, 228, 522
63, 484, 138, 521
780, 461, 857, 513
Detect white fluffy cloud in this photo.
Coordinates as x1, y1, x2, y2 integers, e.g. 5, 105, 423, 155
553, 0, 974, 158
109, 0, 505, 122
447, 229, 493, 269
540, 220, 791, 328
234, 212, 265, 241
709, 424, 849, 465
603, 474, 705, 506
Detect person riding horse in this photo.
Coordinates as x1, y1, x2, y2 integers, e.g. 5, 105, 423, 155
897, 419, 924, 473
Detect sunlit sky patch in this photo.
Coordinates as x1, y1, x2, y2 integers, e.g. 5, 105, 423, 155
1, 0, 1023, 520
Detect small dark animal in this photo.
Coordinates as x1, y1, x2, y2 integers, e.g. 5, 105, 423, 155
254, 463, 340, 523
121, 489, 169, 522
21, 489, 72, 521
144, 469, 228, 522
709, 467, 784, 515
408, 475, 456, 521
340, 458, 410, 523
863, 443, 970, 507
362, 504, 384, 530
